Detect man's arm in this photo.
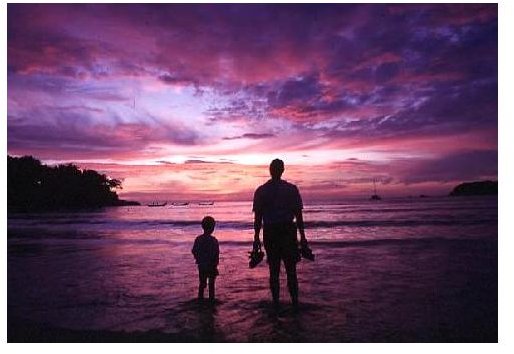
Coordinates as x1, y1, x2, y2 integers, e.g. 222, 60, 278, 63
293, 186, 307, 245
295, 209, 308, 245
254, 211, 263, 246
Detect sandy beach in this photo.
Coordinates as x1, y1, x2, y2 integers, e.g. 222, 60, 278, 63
8, 219, 497, 342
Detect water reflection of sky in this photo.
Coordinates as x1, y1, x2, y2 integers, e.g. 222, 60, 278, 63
7, 197, 498, 243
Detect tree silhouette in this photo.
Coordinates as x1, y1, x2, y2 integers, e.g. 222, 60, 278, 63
8, 155, 135, 212
449, 180, 497, 197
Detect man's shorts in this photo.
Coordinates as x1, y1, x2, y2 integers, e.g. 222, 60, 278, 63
198, 266, 219, 279
263, 222, 300, 264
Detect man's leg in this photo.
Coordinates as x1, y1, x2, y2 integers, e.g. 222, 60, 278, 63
268, 257, 281, 306
208, 276, 216, 301
284, 260, 299, 307
198, 272, 207, 299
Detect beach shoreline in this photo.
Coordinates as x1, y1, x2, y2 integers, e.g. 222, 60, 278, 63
8, 199, 497, 342
8, 239, 497, 343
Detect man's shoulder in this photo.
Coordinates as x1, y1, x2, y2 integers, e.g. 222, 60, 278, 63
256, 180, 271, 190
280, 179, 299, 192
254, 180, 273, 197
254, 179, 300, 195
257, 179, 297, 188
281, 179, 297, 187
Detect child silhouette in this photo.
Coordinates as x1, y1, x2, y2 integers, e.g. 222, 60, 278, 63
192, 216, 219, 302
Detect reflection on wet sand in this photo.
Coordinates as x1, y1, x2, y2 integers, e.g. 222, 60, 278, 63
8, 199, 497, 342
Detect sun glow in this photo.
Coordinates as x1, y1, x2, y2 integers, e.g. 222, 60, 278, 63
7, 3, 497, 201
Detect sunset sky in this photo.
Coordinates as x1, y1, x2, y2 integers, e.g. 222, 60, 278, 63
7, 3, 498, 202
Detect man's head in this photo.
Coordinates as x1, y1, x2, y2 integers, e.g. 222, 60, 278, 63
269, 159, 284, 180
201, 216, 216, 234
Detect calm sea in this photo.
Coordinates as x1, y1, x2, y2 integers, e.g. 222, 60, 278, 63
8, 197, 498, 342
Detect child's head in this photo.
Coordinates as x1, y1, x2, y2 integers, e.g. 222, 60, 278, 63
201, 216, 216, 234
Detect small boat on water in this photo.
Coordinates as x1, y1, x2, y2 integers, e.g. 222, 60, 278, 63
198, 201, 214, 206
147, 201, 167, 207
370, 179, 382, 201
171, 202, 189, 206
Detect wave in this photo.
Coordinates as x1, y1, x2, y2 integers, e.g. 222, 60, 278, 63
304, 205, 496, 214
7, 234, 497, 251
193, 237, 497, 248
305, 236, 497, 248
305, 219, 496, 228
8, 217, 497, 231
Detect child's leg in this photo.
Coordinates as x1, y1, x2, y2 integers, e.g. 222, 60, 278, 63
198, 271, 207, 299
208, 276, 216, 301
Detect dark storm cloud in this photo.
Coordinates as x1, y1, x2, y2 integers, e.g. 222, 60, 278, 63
8, 4, 497, 125
203, 3, 496, 135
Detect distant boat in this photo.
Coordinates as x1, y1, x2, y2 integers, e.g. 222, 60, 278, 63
370, 179, 382, 201
147, 201, 167, 207
171, 202, 189, 206
198, 201, 214, 205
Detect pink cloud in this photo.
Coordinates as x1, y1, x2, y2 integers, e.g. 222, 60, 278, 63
8, 4, 497, 200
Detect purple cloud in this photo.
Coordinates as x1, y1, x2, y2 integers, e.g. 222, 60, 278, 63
397, 150, 497, 184
7, 3, 498, 195
223, 133, 275, 140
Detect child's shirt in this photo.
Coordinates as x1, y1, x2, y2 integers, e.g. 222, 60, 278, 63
192, 234, 219, 270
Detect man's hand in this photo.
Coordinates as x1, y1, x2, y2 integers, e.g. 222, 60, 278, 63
300, 236, 309, 249
253, 237, 261, 250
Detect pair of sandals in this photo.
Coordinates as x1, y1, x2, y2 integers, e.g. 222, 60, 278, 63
248, 243, 265, 268
248, 241, 315, 268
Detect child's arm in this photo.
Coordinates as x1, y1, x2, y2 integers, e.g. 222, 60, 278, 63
192, 238, 198, 258
215, 240, 220, 266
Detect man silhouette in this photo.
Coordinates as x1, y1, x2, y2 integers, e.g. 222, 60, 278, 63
252, 159, 310, 308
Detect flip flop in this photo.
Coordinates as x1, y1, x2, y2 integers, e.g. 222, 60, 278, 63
248, 244, 265, 268
300, 245, 315, 261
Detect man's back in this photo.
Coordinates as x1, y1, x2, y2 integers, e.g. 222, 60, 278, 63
252, 159, 310, 308
253, 179, 303, 225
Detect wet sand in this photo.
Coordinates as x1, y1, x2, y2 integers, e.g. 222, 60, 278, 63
8, 238, 497, 342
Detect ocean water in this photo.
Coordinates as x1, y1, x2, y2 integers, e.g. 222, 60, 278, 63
8, 197, 498, 342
